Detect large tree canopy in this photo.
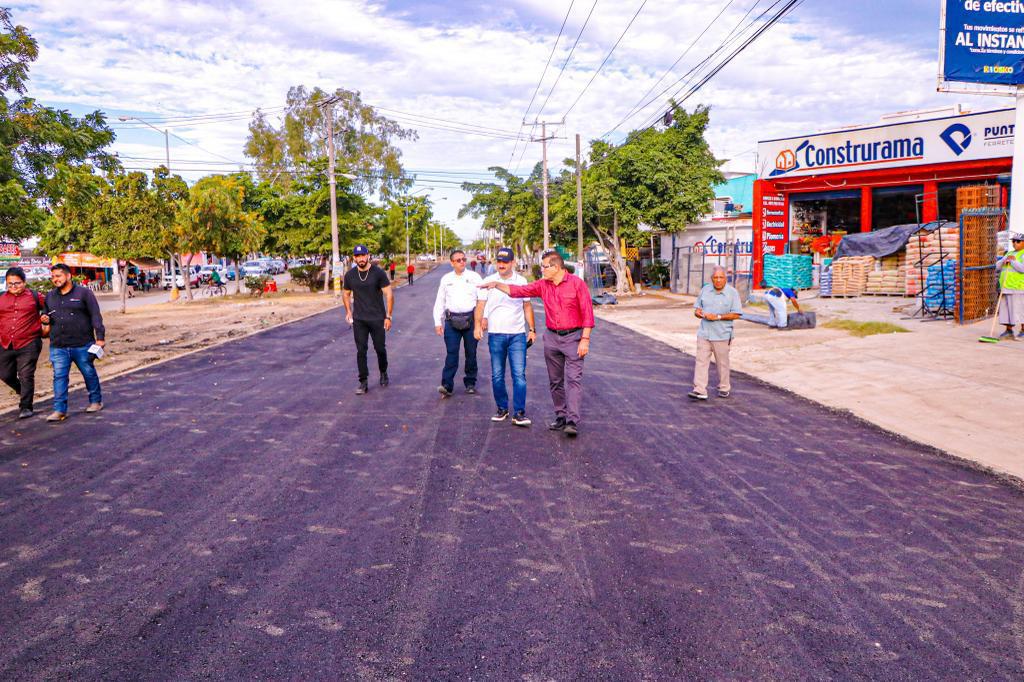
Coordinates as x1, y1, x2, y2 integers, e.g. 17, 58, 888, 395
244, 86, 415, 201
0, 9, 117, 241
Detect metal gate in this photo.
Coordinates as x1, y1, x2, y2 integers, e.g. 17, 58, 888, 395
671, 244, 753, 299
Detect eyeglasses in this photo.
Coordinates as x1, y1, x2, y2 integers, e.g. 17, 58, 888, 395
452, 258, 466, 263
6, 280, 25, 286
540, 263, 556, 269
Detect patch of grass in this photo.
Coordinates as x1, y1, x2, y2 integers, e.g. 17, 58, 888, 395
824, 319, 910, 337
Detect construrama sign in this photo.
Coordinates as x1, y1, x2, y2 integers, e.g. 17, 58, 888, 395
758, 108, 1015, 179
941, 0, 1024, 87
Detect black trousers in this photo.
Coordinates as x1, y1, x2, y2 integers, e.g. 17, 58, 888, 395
0, 338, 42, 410
407, 272, 414, 285
352, 318, 388, 382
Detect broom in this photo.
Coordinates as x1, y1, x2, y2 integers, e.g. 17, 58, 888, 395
979, 293, 1004, 343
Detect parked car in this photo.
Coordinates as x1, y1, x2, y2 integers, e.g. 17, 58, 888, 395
241, 261, 269, 277
271, 259, 286, 273
198, 264, 230, 283
162, 268, 201, 289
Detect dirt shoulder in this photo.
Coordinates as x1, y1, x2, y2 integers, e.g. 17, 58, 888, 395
2, 264, 437, 415
595, 290, 1023, 480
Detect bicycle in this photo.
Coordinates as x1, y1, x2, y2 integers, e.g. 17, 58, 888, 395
203, 282, 227, 297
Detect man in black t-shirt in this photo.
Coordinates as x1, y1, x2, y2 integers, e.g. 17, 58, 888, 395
342, 245, 394, 394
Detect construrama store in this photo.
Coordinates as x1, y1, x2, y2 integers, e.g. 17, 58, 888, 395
752, 107, 1013, 284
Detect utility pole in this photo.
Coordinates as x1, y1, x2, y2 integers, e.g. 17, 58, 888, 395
575, 133, 584, 264
529, 120, 562, 251
324, 96, 341, 296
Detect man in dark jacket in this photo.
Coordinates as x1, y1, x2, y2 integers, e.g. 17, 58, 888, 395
0, 267, 47, 419
43, 264, 106, 422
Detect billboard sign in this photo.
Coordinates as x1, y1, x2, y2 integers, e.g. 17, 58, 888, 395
0, 242, 20, 264
758, 107, 1014, 179
760, 193, 788, 256
939, 0, 1024, 92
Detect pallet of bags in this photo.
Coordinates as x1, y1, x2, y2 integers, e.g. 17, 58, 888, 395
830, 256, 872, 296
764, 254, 813, 289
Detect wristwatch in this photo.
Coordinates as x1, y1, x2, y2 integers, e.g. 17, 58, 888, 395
386, 315, 393, 320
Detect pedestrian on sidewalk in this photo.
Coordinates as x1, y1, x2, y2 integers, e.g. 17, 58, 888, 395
43, 263, 105, 422
343, 245, 394, 394
406, 262, 415, 286
479, 249, 594, 437
997, 232, 1024, 339
434, 250, 483, 396
0, 267, 48, 419
688, 266, 742, 401
475, 247, 535, 426
388, 259, 396, 282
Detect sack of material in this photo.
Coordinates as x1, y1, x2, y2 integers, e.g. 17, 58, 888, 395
784, 311, 817, 330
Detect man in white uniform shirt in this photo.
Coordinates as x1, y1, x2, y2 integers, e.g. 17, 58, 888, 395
433, 250, 483, 396
475, 247, 536, 426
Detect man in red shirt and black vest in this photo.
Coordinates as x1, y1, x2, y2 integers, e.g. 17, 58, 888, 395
0, 267, 47, 419
479, 249, 594, 437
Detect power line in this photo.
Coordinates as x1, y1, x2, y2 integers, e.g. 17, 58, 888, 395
507, 0, 578, 170
562, 0, 649, 119
604, 0, 738, 139
533, 0, 599, 122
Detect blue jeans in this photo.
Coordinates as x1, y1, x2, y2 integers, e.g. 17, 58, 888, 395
441, 321, 478, 390
50, 345, 102, 414
488, 333, 527, 413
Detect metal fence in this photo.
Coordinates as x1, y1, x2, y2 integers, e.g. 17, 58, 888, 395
671, 244, 753, 299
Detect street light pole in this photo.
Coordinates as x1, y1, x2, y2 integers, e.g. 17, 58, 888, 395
324, 96, 342, 296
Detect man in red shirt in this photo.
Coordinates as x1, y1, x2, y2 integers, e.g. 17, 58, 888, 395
406, 262, 415, 286
0, 267, 47, 419
479, 249, 594, 437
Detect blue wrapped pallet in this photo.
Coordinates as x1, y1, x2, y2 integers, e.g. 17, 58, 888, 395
763, 254, 813, 289
924, 261, 956, 309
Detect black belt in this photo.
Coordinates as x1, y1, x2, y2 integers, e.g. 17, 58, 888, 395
548, 327, 582, 336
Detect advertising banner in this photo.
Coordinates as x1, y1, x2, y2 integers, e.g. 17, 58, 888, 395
760, 193, 788, 256
0, 242, 20, 264
757, 108, 1014, 179
940, 0, 1024, 89
55, 252, 115, 269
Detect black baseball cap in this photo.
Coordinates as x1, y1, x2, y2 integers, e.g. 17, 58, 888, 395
353, 244, 369, 255
495, 247, 514, 262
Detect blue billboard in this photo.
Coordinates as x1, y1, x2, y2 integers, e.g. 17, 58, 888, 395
942, 0, 1024, 87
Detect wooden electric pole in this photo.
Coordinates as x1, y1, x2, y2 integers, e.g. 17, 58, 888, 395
576, 133, 584, 263
529, 120, 562, 251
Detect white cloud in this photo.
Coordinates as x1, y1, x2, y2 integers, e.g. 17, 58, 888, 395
9, 0, 999, 241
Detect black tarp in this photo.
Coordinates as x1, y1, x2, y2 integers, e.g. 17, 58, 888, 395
832, 221, 955, 261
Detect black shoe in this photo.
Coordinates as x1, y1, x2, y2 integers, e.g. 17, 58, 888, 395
380, 372, 389, 387
687, 390, 709, 401
355, 381, 368, 395
465, 385, 477, 395
563, 421, 578, 437
548, 416, 567, 431
438, 385, 453, 397
18, 409, 33, 420
512, 411, 531, 426
491, 409, 509, 422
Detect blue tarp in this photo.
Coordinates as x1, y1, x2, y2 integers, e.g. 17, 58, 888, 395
832, 221, 954, 261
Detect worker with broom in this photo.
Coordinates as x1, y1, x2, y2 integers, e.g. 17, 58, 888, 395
997, 232, 1024, 340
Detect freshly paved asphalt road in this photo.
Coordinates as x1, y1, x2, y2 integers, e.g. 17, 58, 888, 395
3, 266, 1024, 680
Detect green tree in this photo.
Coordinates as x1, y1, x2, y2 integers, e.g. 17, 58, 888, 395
244, 86, 415, 201
89, 172, 164, 313
177, 175, 264, 297
0, 9, 117, 241
551, 104, 724, 293
459, 165, 544, 259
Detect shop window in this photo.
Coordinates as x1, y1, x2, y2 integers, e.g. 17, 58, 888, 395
789, 190, 861, 253
872, 185, 923, 229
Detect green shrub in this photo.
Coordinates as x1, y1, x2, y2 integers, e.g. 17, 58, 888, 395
531, 264, 542, 280
289, 264, 323, 292
646, 260, 670, 287
244, 274, 272, 296
28, 279, 54, 294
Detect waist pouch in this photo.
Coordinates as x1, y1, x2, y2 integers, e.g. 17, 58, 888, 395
446, 311, 473, 331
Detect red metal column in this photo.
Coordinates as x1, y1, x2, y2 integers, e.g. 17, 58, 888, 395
753, 179, 765, 287
860, 187, 872, 232
922, 181, 939, 223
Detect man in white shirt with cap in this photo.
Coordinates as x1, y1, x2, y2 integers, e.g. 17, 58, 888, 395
433, 250, 483, 396
474, 247, 536, 425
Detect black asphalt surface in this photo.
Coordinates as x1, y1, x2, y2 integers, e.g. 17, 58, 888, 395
2, 266, 1024, 680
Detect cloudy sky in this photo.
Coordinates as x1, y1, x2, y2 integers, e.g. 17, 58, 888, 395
8, 0, 1000, 241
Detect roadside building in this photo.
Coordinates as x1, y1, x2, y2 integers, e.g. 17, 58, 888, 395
752, 105, 1013, 285
663, 173, 756, 295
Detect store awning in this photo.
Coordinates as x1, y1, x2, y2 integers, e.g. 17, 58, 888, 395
129, 258, 163, 270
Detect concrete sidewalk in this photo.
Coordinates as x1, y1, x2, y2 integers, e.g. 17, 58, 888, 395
595, 291, 1022, 481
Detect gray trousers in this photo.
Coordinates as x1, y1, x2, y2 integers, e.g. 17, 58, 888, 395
543, 329, 585, 424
